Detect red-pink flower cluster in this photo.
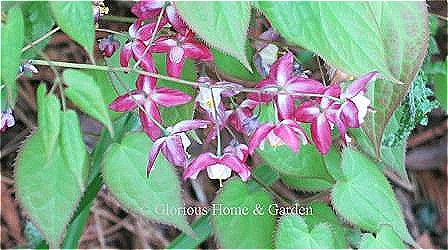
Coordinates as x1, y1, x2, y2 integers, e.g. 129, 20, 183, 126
104, 1, 377, 184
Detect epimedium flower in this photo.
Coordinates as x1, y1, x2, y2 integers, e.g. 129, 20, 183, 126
249, 52, 325, 120
182, 143, 251, 182
98, 35, 120, 57
147, 119, 210, 175
248, 119, 309, 154
120, 19, 166, 71
1, 108, 15, 133
227, 99, 259, 134
295, 85, 342, 155
151, 30, 213, 78
109, 75, 192, 140
295, 71, 377, 154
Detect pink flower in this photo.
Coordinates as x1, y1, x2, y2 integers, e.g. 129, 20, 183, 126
223, 140, 249, 162
120, 19, 166, 71
249, 52, 325, 120
109, 75, 192, 140
227, 99, 259, 134
131, 0, 165, 19
295, 85, 341, 155
182, 150, 251, 181
151, 30, 213, 78
98, 35, 120, 57
147, 120, 210, 175
1, 108, 15, 133
248, 119, 309, 154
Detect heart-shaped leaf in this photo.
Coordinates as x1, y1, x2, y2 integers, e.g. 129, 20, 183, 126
360, 225, 406, 249
50, 1, 95, 55
16, 96, 88, 247
259, 144, 334, 192
304, 202, 348, 249
212, 179, 275, 248
63, 69, 114, 135
102, 132, 192, 234
275, 215, 335, 249
175, 1, 252, 69
1, 6, 24, 109
331, 148, 414, 244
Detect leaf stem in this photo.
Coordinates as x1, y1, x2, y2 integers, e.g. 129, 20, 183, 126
29, 59, 344, 102
101, 15, 137, 23
21, 27, 61, 53
96, 28, 127, 36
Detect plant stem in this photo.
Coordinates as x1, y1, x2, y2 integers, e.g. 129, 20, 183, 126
96, 28, 127, 36
251, 175, 291, 207
101, 15, 137, 23
209, 87, 222, 156
29, 59, 344, 103
21, 27, 61, 53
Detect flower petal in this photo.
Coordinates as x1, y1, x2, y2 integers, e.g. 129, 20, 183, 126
120, 43, 133, 68
171, 119, 210, 134
165, 5, 188, 34
136, 22, 165, 41
295, 101, 320, 123
166, 50, 185, 78
139, 102, 162, 140
162, 135, 187, 167
147, 137, 165, 176
286, 76, 325, 94
108, 91, 143, 112
183, 152, 218, 180
340, 100, 359, 128
320, 84, 341, 109
273, 124, 301, 152
342, 71, 377, 99
220, 154, 251, 181
183, 40, 213, 61
151, 87, 192, 107
269, 52, 293, 85
151, 36, 176, 52
276, 94, 295, 120
248, 122, 275, 154
311, 114, 332, 155
131, 0, 164, 19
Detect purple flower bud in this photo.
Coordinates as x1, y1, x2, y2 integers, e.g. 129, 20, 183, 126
1, 108, 15, 133
98, 36, 120, 57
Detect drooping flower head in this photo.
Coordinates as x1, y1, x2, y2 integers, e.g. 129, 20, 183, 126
227, 99, 259, 134
248, 119, 309, 154
183, 142, 251, 181
147, 119, 210, 175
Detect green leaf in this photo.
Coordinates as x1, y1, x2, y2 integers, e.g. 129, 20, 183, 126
36, 84, 61, 158
175, 1, 252, 69
167, 215, 213, 249
212, 179, 275, 248
49, 1, 94, 54
260, 144, 334, 192
259, 1, 429, 156
153, 53, 196, 126
16, 110, 88, 247
21, 1, 55, 59
428, 60, 447, 111
275, 215, 335, 249
63, 69, 114, 135
102, 132, 192, 234
1, 6, 24, 108
360, 225, 406, 249
331, 148, 414, 245
303, 202, 348, 249
323, 147, 345, 182
211, 46, 261, 82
